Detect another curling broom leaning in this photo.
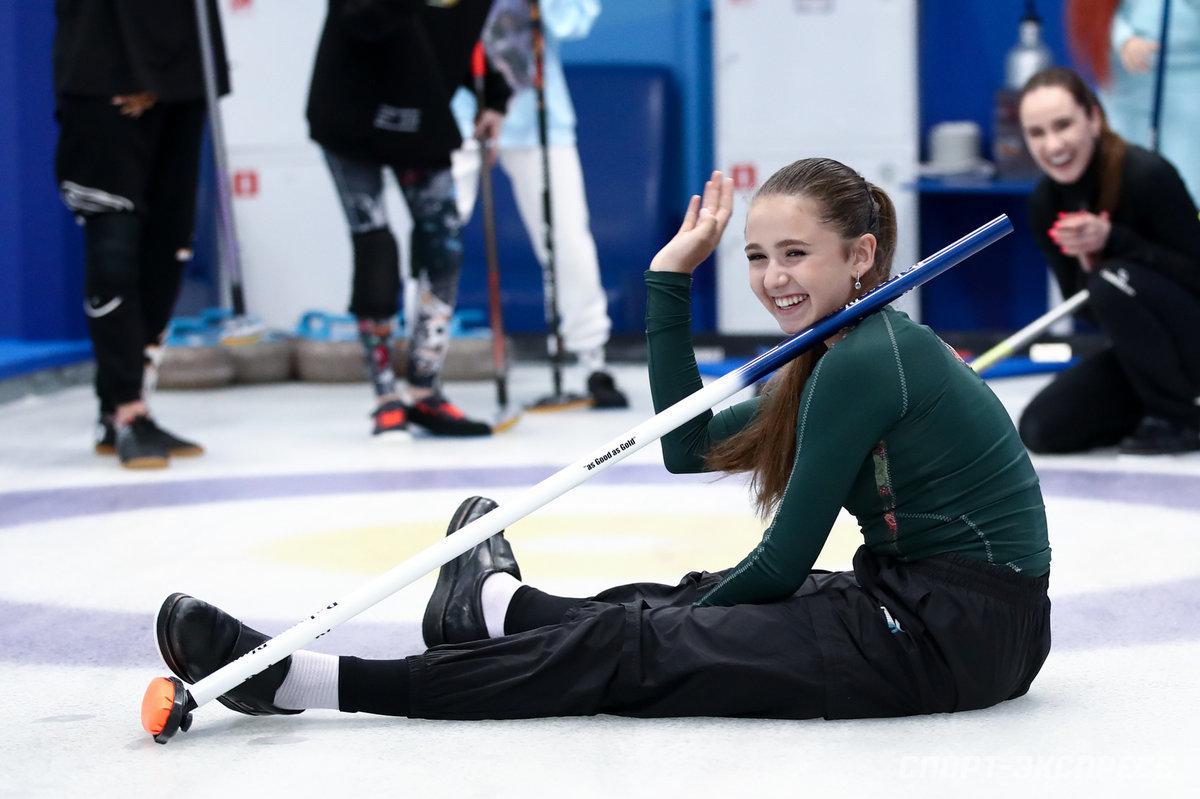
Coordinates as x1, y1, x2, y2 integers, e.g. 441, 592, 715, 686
970, 289, 1089, 375
192, 0, 264, 345
141, 214, 1014, 744
526, 0, 591, 412
472, 42, 522, 433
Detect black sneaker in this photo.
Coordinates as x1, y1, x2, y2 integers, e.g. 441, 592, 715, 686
155, 592, 301, 717
422, 496, 521, 647
371, 399, 412, 441
587, 371, 629, 409
407, 394, 493, 437
143, 417, 204, 457
97, 416, 203, 457
95, 416, 118, 455
116, 416, 170, 469
1118, 416, 1200, 455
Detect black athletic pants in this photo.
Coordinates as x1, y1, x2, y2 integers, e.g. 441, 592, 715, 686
343, 547, 1050, 721
1020, 260, 1200, 453
55, 96, 207, 414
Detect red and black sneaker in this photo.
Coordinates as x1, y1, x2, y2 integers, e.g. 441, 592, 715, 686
407, 393, 493, 437
372, 399, 412, 441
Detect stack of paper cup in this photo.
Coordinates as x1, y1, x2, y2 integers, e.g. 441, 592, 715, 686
927, 121, 983, 174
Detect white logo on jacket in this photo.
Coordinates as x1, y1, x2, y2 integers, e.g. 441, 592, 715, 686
374, 105, 421, 133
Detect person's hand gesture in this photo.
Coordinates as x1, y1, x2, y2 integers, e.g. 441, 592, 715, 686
1049, 210, 1111, 271
474, 109, 505, 167
1119, 35, 1159, 74
649, 171, 734, 275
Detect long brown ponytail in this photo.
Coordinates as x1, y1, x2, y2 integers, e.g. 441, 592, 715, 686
704, 158, 897, 517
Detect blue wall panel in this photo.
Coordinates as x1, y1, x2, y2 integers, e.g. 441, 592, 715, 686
920, 0, 1071, 158
0, 1, 18, 338
1, 1, 86, 342
918, 0, 1072, 332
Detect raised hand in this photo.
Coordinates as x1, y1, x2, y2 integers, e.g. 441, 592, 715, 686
649, 171, 735, 275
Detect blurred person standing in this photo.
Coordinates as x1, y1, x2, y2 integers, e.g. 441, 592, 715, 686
53, 0, 228, 469
452, 0, 629, 409
1068, 0, 1200, 201
307, 0, 512, 439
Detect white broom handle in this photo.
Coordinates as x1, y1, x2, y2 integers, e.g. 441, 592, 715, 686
970, 289, 1089, 375
183, 214, 1014, 708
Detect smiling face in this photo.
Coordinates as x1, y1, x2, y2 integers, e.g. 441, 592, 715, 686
1019, 85, 1103, 184
744, 194, 873, 337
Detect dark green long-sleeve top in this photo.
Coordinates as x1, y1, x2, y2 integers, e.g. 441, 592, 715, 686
646, 270, 1051, 608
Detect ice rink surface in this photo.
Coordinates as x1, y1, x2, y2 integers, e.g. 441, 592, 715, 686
2, 363, 1198, 798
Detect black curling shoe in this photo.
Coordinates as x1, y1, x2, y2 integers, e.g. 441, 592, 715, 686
422, 496, 522, 648
116, 417, 170, 469
1118, 416, 1200, 456
155, 592, 302, 717
587, 370, 629, 409
101, 415, 203, 468
143, 417, 204, 457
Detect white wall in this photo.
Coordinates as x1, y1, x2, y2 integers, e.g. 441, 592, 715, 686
712, 0, 920, 334
218, 0, 413, 332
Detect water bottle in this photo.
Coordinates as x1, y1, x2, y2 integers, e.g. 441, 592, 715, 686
1005, 1, 1054, 90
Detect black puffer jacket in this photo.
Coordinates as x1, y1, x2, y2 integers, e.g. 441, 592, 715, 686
306, 0, 511, 168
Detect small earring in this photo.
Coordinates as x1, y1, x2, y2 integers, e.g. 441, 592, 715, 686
854, 274, 861, 290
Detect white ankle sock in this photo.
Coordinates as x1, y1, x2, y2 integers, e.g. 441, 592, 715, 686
273, 650, 340, 710
481, 571, 523, 638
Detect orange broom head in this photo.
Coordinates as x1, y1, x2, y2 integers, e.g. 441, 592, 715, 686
140, 676, 178, 735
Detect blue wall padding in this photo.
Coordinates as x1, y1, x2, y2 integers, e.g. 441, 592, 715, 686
0, 339, 93, 381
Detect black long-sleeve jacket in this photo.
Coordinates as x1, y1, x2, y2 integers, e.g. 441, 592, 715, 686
53, 0, 229, 101
306, 0, 511, 168
1028, 143, 1200, 309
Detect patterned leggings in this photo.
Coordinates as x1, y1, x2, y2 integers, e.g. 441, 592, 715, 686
322, 150, 464, 390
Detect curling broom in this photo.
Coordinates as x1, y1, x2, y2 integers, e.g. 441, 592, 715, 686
970, 290, 1089, 375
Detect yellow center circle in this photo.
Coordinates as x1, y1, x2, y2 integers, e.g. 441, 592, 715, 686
259, 511, 864, 580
